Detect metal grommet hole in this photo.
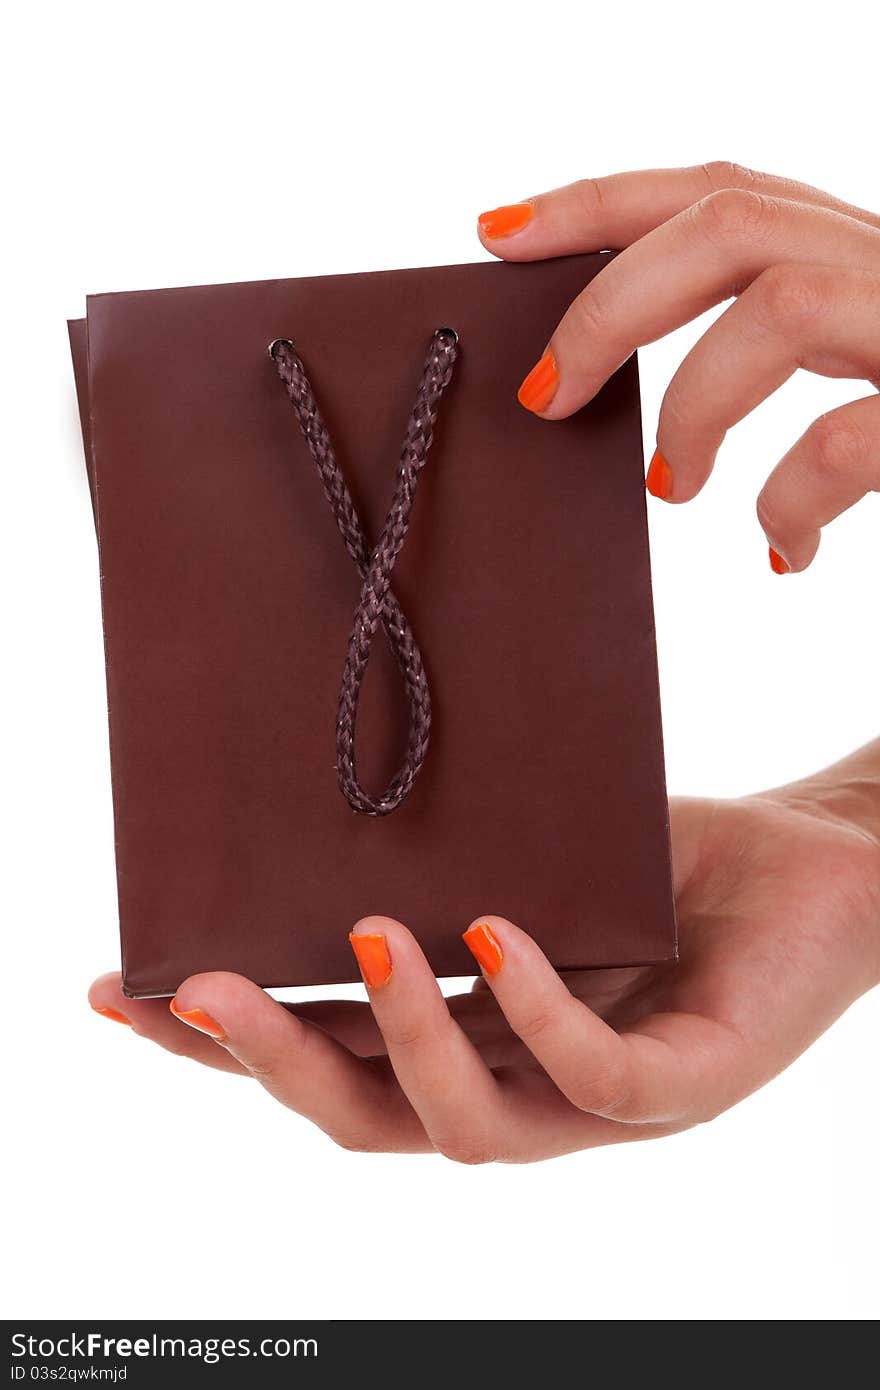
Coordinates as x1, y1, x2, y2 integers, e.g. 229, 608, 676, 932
267, 338, 294, 360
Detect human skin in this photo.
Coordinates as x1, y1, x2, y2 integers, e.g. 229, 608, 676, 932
488, 162, 880, 573
90, 750, 880, 1162
89, 164, 880, 1161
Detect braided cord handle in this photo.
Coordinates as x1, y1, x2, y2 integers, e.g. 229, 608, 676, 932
269, 328, 459, 815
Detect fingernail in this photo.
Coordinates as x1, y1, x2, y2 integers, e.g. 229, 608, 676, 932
462, 923, 504, 976
517, 348, 558, 414
478, 201, 534, 239
348, 932, 393, 988
646, 448, 673, 500
769, 546, 790, 575
91, 1005, 131, 1026
169, 999, 226, 1039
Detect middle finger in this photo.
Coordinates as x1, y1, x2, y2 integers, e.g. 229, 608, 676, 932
349, 917, 520, 1164
656, 263, 880, 502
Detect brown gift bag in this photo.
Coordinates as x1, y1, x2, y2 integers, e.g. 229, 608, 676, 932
69, 253, 675, 997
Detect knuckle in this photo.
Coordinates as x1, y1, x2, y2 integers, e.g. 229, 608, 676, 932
567, 1066, 634, 1118
658, 379, 721, 471
659, 376, 692, 438
701, 159, 758, 192
381, 1017, 444, 1053
512, 1005, 558, 1046
569, 285, 608, 341
244, 1018, 319, 1083
331, 1131, 387, 1155
679, 1092, 729, 1127
692, 187, 774, 244
808, 411, 868, 477
696, 1098, 729, 1125
381, 1024, 424, 1051
434, 1136, 498, 1167
243, 1054, 282, 1084
572, 176, 607, 220
755, 489, 784, 539
754, 264, 829, 331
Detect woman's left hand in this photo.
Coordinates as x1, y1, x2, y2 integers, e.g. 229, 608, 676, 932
89, 756, 880, 1163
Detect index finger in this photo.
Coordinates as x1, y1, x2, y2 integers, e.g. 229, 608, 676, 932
461, 916, 748, 1126
477, 161, 880, 260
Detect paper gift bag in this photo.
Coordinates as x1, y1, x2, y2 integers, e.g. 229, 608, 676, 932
69, 253, 675, 997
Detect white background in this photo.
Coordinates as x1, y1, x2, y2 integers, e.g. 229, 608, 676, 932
3, 0, 878, 1322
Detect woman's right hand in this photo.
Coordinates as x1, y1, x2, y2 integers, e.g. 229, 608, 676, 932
88, 754, 880, 1163
477, 162, 880, 574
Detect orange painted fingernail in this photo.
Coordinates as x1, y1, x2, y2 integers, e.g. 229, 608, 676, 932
769, 546, 790, 575
646, 447, 673, 500
169, 999, 226, 1039
478, 201, 534, 239
91, 1005, 131, 1026
517, 348, 558, 414
348, 932, 393, 988
462, 923, 504, 976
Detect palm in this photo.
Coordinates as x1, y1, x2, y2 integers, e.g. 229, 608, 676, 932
565, 795, 878, 1088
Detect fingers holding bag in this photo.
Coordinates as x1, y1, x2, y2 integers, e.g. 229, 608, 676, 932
477, 163, 880, 572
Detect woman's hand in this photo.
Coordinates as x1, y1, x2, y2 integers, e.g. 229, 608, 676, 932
89, 745, 880, 1162
478, 162, 880, 574
88, 174, 880, 1161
